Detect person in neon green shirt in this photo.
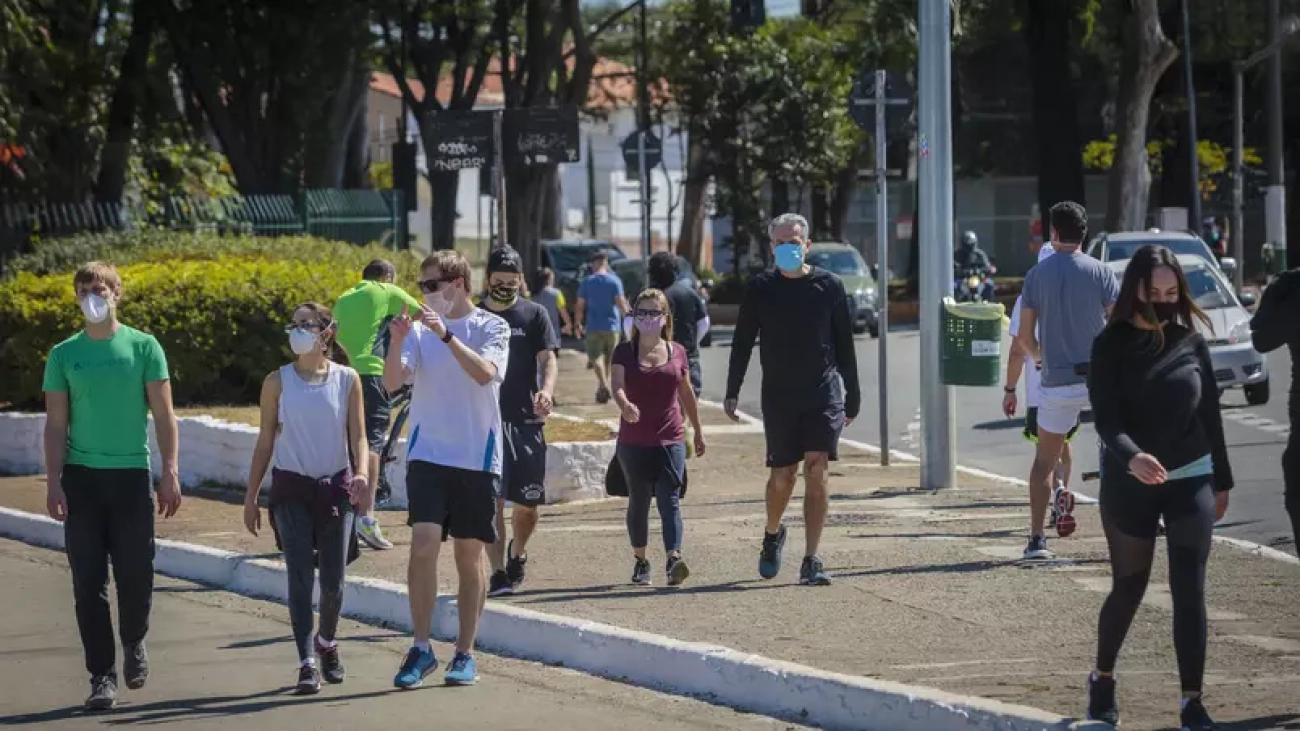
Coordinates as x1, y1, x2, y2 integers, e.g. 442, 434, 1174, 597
333, 259, 421, 550
42, 261, 182, 712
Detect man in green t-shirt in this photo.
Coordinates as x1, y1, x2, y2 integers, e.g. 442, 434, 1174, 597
334, 259, 422, 550
42, 262, 182, 712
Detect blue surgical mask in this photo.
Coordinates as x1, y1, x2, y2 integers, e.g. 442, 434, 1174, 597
773, 242, 804, 273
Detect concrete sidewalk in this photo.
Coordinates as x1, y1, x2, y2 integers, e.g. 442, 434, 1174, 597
0, 540, 802, 730
4, 429, 1299, 730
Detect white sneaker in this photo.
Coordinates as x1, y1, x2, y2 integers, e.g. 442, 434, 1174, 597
357, 516, 394, 550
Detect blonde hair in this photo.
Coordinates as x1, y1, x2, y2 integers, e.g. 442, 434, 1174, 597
73, 261, 122, 292
630, 288, 674, 346
421, 249, 472, 291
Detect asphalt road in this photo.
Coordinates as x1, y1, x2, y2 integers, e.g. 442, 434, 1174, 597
697, 325, 1296, 557
0, 540, 802, 731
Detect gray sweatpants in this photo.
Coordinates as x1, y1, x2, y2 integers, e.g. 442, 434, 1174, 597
272, 501, 354, 663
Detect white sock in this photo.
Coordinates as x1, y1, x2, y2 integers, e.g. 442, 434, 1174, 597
360, 515, 376, 526
301, 657, 316, 668
315, 634, 337, 650
414, 639, 432, 653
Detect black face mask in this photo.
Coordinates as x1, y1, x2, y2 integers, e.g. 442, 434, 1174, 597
489, 283, 520, 304
1151, 301, 1179, 324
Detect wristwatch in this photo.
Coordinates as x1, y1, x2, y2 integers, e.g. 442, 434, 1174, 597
1003, 386, 1016, 394
441, 330, 454, 344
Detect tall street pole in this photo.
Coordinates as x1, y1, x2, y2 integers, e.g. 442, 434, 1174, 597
1266, 0, 1287, 252
637, 0, 652, 259
917, 0, 956, 490
1232, 63, 1246, 294
874, 69, 891, 468
1181, 0, 1201, 229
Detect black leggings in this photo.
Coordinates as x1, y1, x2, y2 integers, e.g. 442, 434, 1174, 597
1096, 473, 1216, 693
1283, 436, 1300, 553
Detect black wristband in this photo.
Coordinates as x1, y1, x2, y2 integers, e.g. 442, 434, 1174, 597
1003, 386, 1016, 394
441, 330, 454, 344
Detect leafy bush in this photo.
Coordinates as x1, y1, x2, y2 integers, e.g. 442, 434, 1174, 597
5, 230, 422, 279
0, 234, 424, 407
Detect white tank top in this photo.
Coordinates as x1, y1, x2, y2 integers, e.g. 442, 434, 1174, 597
272, 362, 352, 479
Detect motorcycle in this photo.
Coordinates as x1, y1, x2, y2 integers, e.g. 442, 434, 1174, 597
954, 267, 993, 303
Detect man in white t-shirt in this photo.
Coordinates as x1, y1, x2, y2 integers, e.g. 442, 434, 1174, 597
1003, 242, 1080, 539
383, 250, 510, 690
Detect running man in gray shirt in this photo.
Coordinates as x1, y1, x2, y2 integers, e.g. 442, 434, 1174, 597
1017, 201, 1119, 559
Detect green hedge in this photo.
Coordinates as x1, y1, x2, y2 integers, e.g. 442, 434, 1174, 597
0, 233, 423, 407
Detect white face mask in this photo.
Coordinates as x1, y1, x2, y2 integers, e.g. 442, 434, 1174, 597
288, 328, 320, 355
80, 293, 111, 324
423, 291, 452, 315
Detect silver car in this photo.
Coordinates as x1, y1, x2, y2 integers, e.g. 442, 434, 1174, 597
1106, 255, 1269, 405
1088, 229, 1239, 286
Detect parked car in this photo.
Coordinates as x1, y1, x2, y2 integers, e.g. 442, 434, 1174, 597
806, 242, 879, 337
539, 238, 628, 315
1105, 254, 1268, 405
1087, 230, 1238, 286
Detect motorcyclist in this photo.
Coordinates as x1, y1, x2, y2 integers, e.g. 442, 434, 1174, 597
954, 230, 996, 301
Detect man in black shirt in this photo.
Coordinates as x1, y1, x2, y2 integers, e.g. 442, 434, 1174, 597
647, 252, 709, 394
1251, 268, 1300, 553
479, 247, 560, 596
724, 213, 861, 586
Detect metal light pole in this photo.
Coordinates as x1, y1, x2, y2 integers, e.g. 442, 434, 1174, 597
1231, 14, 1299, 293
874, 69, 891, 467
1266, 0, 1287, 253
917, 0, 956, 490
1181, 0, 1201, 229
636, 0, 652, 259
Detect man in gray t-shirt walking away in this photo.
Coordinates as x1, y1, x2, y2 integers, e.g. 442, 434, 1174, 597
1017, 201, 1119, 559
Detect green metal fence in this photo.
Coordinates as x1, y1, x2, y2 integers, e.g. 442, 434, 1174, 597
2, 189, 407, 271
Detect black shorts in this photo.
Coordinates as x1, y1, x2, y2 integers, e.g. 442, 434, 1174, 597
405, 460, 499, 543
360, 375, 392, 452
762, 401, 845, 469
501, 421, 547, 507
1023, 406, 1080, 443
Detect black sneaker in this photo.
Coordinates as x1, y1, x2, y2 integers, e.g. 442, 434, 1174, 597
1023, 535, 1052, 560
295, 664, 321, 695
1180, 696, 1218, 730
759, 525, 787, 579
506, 540, 528, 588
123, 640, 148, 689
316, 637, 345, 684
1086, 673, 1119, 726
799, 556, 832, 586
488, 569, 514, 597
631, 558, 652, 585
666, 555, 690, 586
85, 674, 118, 712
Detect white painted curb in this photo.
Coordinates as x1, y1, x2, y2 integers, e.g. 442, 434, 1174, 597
0, 413, 615, 508
0, 505, 1088, 731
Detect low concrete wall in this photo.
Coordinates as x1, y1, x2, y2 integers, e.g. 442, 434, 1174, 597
0, 413, 615, 506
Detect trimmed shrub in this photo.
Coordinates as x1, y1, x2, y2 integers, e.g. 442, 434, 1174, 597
0, 234, 425, 407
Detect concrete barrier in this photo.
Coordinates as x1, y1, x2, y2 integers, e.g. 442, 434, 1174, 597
0, 413, 615, 506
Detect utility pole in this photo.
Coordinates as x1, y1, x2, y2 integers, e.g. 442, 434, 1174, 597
1266, 0, 1287, 253
637, 0, 652, 259
1180, 0, 1201, 229
917, 0, 956, 489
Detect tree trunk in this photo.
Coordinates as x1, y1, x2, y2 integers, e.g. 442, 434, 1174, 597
342, 88, 371, 189
1155, 2, 1191, 212
304, 60, 366, 189
540, 163, 562, 240
506, 165, 553, 274
828, 158, 860, 241
94, 5, 154, 204
770, 178, 789, 220
1106, 0, 1179, 232
810, 186, 831, 239
676, 135, 709, 269
1024, 0, 1086, 229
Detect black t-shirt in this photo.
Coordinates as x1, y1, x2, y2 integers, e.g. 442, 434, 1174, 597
479, 299, 559, 423
664, 279, 707, 361
1088, 321, 1233, 491
725, 267, 861, 419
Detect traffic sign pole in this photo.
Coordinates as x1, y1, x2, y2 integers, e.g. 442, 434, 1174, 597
494, 110, 507, 249
874, 69, 891, 467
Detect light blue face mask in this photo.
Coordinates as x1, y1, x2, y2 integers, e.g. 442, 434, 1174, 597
773, 241, 805, 272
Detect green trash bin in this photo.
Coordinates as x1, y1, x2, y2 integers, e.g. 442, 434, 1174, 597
940, 297, 1006, 387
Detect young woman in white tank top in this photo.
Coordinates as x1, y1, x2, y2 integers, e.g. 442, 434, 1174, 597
243, 303, 368, 695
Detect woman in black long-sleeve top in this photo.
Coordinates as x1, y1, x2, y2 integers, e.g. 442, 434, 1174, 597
1249, 268, 1300, 553
1083, 246, 1233, 731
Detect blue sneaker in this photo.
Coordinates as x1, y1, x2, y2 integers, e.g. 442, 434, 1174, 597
759, 525, 787, 579
444, 651, 479, 686
799, 555, 832, 586
393, 646, 438, 689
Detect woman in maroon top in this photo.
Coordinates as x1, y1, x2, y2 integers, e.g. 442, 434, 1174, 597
611, 289, 707, 587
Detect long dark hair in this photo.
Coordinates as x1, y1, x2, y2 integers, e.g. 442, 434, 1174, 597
1108, 245, 1212, 349
296, 302, 349, 366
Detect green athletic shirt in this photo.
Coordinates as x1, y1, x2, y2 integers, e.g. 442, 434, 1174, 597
334, 280, 422, 376
42, 325, 170, 470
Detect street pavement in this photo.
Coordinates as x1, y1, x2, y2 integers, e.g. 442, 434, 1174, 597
699, 325, 1297, 556
0, 539, 802, 731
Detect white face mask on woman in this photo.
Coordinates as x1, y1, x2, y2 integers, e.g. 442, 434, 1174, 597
288, 328, 320, 355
